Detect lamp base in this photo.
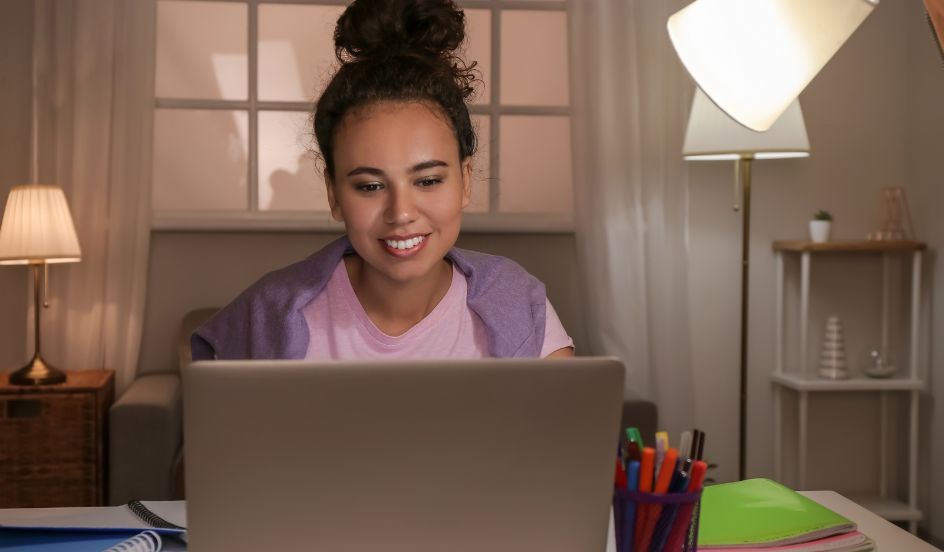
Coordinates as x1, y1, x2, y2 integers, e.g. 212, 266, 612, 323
9, 355, 66, 385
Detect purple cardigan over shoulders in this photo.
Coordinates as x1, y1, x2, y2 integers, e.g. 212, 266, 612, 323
191, 236, 547, 360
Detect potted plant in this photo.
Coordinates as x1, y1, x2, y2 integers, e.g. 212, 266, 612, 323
810, 210, 832, 243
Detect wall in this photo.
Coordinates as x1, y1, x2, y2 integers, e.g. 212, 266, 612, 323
687, 0, 943, 539
138, 231, 587, 375
905, 2, 944, 545
0, 0, 33, 372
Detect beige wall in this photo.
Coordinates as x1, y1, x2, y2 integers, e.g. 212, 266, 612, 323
687, 0, 944, 541
138, 231, 587, 375
0, 0, 32, 372
905, 1, 944, 545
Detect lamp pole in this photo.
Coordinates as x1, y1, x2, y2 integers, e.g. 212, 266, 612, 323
10, 263, 66, 385
736, 155, 753, 481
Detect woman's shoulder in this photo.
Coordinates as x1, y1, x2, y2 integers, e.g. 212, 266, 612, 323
448, 247, 547, 357
447, 247, 542, 292
236, 236, 352, 307
191, 237, 351, 360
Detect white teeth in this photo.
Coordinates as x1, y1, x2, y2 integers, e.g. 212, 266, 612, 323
385, 236, 425, 250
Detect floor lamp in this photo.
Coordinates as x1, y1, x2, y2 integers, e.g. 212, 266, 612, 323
667, 0, 879, 481
683, 89, 810, 480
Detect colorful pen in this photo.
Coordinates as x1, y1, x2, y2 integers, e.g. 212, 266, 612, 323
678, 431, 692, 461
638, 448, 679, 552
633, 447, 656, 551
662, 460, 708, 552
654, 435, 666, 481
615, 457, 627, 489
693, 429, 705, 461
622, 460, 640, 552
650, 459, 692, 551
627, 427, 644, 447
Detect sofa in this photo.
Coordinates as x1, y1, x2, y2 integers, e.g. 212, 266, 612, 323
107, 309, 657, 504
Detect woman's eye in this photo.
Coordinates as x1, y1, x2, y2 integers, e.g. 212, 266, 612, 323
417, 177, 443, 188
355, 182, 383, 192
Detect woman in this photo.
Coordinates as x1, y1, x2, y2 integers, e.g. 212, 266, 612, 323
192, 0, 573, 360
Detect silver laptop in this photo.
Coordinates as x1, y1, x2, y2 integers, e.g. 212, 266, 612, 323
183, 358, 625, 552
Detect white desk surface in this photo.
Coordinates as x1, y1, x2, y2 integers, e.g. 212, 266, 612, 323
1, 492, 939, 551
799, 491, 940, 552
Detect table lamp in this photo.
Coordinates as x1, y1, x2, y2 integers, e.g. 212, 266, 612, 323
0, 184, 82, 385
684, 88, 810, 480
668, 0, 878, 131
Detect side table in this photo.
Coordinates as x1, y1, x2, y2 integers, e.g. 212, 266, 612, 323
0, 369, 115, 508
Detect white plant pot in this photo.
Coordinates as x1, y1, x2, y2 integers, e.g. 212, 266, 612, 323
809, 220, 831, 243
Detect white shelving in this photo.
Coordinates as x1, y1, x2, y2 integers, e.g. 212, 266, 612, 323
847, 495, 923, 523
771, 373, 925, 392
771, 240, 926, 534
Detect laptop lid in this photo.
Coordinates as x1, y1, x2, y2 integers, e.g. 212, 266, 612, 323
183, 358, 625, 552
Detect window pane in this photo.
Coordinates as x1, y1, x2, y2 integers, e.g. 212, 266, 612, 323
258, 111, 328, 212
498, 116, 572, 214
258, 4, 345, 103
156, 1, 248, 100
464, 9, 491, 105
467, 115, 490, 213
500, 11, 569, 106
153, 109, 248, 211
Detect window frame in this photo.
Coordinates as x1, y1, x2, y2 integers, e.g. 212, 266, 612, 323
151, 0, 574, 233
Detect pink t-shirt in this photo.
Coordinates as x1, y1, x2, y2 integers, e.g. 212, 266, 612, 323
302, 260, 573, 359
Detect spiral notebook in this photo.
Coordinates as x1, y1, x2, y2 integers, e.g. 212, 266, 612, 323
0, 500, 186, 551
698, 479, 859, 549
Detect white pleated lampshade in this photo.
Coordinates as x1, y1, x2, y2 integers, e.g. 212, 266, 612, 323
684, 88, 810, 161
0, 184, 82, 265
668, 0, 878, 132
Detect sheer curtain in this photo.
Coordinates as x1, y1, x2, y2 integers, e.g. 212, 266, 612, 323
32, 0, 155, 393
570, 0, 695, 435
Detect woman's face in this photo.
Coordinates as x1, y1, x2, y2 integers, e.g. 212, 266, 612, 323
326, 101, 472, 285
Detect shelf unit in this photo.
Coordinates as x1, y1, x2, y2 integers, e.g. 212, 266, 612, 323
772, 240, 926, 534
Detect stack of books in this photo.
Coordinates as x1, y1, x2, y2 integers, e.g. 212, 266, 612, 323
698, 479, 874, 552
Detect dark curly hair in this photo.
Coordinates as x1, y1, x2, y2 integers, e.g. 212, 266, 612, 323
314, 0, 479, 180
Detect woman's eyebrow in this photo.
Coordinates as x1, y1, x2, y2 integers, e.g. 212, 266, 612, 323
345, 160, 449, 178
346, 166, 385, 177
409, 160, 449, 173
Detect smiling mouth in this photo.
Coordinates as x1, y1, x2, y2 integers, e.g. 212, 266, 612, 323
380, 234, 429, 257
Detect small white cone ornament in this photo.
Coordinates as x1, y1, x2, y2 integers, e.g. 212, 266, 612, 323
820, 316, 849, 379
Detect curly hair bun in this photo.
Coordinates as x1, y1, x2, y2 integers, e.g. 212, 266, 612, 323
334, 0, 466, 62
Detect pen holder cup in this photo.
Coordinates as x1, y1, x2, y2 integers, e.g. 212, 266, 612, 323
613, 488, 702, 552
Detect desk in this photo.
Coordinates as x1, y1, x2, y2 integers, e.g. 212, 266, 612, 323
799, 491, 939, 552
1, 491, 939, 551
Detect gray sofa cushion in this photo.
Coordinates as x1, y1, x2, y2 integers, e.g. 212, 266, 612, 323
108, 372, 182, 505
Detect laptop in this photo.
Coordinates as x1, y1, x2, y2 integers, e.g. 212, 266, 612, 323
183, 358, 625, 552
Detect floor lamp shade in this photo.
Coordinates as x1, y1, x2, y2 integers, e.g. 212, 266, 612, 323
668, 0, 878, 132
0, 185, 82, 265
684, 88, 811, 160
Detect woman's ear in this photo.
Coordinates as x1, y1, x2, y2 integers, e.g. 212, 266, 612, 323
460, 157, 472, 209
325, 170, 344, 222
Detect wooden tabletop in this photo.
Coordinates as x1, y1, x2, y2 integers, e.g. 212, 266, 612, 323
0, 369, 113, 394
773, 240, 927, 253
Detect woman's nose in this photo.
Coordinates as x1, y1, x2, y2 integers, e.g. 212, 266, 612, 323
383, 185, 418, 225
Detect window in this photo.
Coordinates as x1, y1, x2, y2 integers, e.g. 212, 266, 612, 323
152, 0, 572, 232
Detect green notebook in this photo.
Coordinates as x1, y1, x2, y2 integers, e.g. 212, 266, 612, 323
698, 479, 856, 548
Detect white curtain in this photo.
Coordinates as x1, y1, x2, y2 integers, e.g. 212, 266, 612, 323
32, 0, 155, 393
570, 0, 695, 436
